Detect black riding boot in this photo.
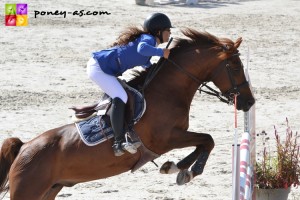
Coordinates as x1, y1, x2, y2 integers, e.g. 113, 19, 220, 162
111, 97, 137, 156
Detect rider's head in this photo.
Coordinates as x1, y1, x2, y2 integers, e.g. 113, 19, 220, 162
143, 13, 173, 44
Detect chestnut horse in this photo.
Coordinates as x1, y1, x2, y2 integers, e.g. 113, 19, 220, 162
0, 29, 254, 200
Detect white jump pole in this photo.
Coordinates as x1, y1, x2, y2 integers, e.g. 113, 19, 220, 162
233, 46, 256, 200
232, 94, 240, 200
239, 132, 251, 199
243, 98, 256, 200
242, 46, 256, 200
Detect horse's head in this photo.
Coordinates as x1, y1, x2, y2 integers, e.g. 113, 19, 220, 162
170, 29, 255, 111
208, 37, 255, 111
128, 29, 255, 111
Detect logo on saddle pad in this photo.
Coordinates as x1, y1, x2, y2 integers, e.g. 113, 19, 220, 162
76, 115, 113, 146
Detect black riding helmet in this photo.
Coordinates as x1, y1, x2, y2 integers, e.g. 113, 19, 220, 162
143, 13, 174, 43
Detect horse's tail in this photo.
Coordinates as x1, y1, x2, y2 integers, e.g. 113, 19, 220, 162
0, 137, 23, 194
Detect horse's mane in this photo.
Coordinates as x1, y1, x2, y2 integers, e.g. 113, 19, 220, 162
172, 28, 235, 55
126, 28, 236, 89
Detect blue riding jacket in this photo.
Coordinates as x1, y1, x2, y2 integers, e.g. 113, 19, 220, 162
92, 34, 164, 76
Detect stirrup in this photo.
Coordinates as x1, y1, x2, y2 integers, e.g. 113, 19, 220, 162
121, 141, 137, 154
132, 141, 142, 149
122, 133, 141, 154
112, 142, 125, 157
125, 132, 142, 149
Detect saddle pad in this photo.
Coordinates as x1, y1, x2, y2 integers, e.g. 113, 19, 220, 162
75, 115, 113, 146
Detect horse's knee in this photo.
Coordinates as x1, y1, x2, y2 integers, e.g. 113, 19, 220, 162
207, 134, 215, 151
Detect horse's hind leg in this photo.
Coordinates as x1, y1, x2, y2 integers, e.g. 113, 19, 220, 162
9, 143, 62, 199
9, 167, 63, 200
42, 184, 64, 200
9, 179, 48, 200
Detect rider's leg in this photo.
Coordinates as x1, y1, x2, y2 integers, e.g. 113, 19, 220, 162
110, 97, 126, 156
86, 58, 137, 156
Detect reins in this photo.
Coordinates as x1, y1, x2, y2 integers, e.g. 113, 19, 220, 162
141, 39, 248, 105
142, 37, 173, 91
166, 59, 201, 85
167, 57, 234, 104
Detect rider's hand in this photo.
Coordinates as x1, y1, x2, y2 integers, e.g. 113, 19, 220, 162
163, 49, 170, 59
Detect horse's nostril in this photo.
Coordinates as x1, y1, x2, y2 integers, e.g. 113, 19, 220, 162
248, 99, 255, 107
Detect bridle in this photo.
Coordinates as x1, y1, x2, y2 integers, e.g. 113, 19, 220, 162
199, 53, 249, 104
143, 53, 249, 105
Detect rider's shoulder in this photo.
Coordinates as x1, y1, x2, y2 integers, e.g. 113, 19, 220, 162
139, 33, 156, 43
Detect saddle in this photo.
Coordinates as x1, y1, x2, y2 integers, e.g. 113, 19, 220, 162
70, 80, 160, 172
70, 80, 146, 127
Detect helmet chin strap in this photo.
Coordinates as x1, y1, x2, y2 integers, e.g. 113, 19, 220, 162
157, 31, 163, 44
156, 31, 164, 44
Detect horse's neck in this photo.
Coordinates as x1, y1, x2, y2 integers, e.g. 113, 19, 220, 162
146, 62, 201, 107
145, 48, 220, 107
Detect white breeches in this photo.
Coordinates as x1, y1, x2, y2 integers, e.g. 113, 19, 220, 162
86, 57, 128, 103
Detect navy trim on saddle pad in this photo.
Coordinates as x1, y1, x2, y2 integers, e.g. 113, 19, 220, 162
75, 115, 113, 146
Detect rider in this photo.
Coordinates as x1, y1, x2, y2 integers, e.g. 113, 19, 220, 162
86, 13, 173, 156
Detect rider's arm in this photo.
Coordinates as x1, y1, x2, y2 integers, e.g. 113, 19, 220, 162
137, 34, 163, 57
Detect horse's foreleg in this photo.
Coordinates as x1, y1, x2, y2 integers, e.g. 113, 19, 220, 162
159, 147, 202, 174
160, 130, 214, 185
176, 148, 210, 185
160, 146, 210, 185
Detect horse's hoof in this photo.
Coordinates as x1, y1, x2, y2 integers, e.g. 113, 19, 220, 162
160, 161, 179, 174
176, 169, 193, 185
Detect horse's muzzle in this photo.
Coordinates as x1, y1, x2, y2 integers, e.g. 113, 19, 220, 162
240, 97, 255, 112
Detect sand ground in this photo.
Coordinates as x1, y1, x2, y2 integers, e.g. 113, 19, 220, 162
1, 0, 300, 199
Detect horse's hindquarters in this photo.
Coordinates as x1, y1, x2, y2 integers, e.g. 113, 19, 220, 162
8, 124, 141, 199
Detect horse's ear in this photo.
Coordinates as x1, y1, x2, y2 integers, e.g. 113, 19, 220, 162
234, 37, 242, 49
